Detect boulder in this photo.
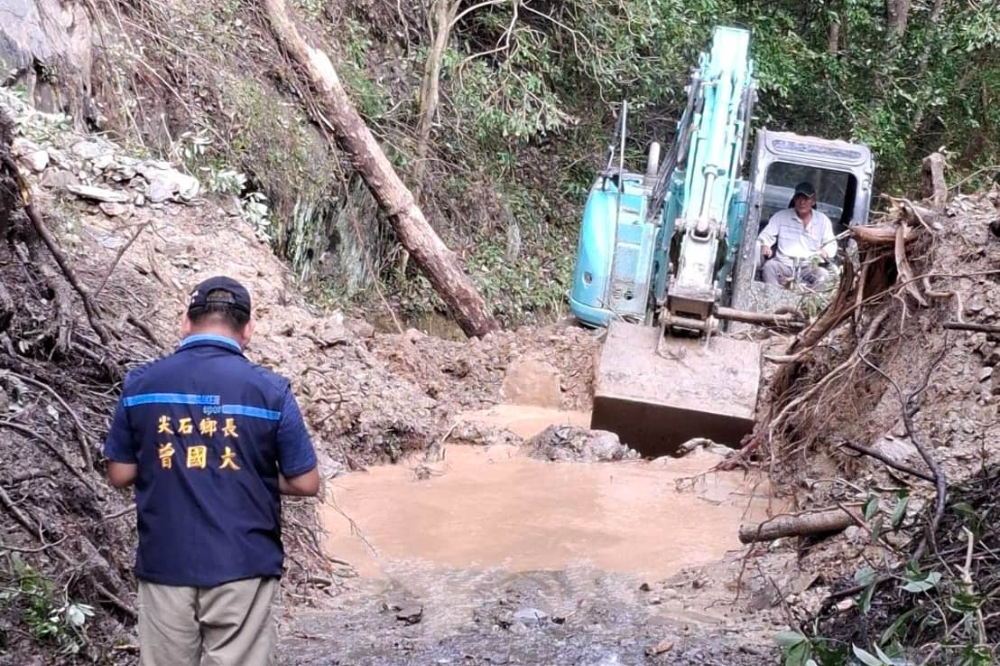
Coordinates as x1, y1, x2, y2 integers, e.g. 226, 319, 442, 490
525, 425, 639, 462
0, 0, 95, 119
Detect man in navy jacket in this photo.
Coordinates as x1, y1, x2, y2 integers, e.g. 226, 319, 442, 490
103, 275, 320, 666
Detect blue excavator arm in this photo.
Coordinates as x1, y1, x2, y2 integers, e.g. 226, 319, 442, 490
569, 26, 756, 330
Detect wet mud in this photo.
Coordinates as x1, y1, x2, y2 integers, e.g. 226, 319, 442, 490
278, 407, 781, 665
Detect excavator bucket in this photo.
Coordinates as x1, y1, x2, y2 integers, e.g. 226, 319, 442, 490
590, 320, 762, 457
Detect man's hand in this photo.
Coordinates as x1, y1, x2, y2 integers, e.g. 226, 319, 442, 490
761, 245, 773, 259
279, 467, 320, 496
107, 462, 138, 489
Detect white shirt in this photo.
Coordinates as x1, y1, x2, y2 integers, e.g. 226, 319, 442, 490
757, 208, 837, 265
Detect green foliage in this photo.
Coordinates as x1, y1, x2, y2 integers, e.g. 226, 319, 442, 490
0, 558, 95, 656
219, 77, 339, 273
337, 18, 389, 121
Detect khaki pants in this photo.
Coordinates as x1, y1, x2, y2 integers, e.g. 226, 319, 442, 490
137, 577, 279, 666
762, 258, 830, 288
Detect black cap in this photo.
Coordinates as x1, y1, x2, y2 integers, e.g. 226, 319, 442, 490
793, 181, 816, 198
187, 276, 252, 315
789, 181, 817, 208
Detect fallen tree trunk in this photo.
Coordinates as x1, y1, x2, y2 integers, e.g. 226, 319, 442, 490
739, 508, 858, 544
851, 223, 919, 245
261, 0, 499, 338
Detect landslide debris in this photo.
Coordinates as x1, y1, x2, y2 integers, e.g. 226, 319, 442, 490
742, 190, 1000, 663
525, 425, 640, 462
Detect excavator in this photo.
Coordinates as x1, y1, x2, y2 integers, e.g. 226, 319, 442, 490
569, 26, 876, 457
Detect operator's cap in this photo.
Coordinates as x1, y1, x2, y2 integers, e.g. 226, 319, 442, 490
793, 181, 816, 198
187, 276, 252, 315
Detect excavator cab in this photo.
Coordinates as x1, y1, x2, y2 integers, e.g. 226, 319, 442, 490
729, 130, 875, 317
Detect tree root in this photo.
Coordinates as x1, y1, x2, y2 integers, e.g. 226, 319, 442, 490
1, 154, 114, 346
0, 370, 93, 470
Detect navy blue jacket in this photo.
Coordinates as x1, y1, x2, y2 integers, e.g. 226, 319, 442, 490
103, 334, 317, 587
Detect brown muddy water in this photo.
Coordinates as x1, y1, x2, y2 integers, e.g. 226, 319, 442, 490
286, 406, 780, 665
321, 406, 769, 582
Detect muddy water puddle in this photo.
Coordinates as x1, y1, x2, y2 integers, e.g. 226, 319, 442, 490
322, 406, 769, 582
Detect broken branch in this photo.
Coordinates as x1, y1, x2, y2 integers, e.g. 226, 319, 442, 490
837, 440, 935, 483
739, 507, 861, 544
1, 154, 114, 345
1, 370, 93, 470
942, 321, 1000, 334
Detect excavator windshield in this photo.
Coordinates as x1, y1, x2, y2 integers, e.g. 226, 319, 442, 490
758, 161, 859, 236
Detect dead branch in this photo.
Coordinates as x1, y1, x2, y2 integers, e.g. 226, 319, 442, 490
837, 440, 935, 483
260, 0, 499, 338
0, 370, 93, 470
1, 155, 114, 345
126, 314, 161, 347
894, 222, 928, 307
35, 262, 74, 355
0, 482, 45, 540
857, 336, 949, 560
943, 321, 1000, 334
739, 507, 861, 544
771, 308, 893, 438
0, 419, 94, 489
852, 223, 919, 245
95, 219, 153, 298
100, 503, 136, 522
93, 581, 137, 619
0, 535, 68, 553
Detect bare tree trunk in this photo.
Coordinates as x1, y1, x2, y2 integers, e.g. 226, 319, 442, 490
261, 0, 499, 338
413, 0, 456, 205
398, 0, 457, 275
886, 0, 912, 39
909, 0, 947, 136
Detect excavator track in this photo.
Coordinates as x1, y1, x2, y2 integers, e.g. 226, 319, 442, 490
590, 320, 761, 457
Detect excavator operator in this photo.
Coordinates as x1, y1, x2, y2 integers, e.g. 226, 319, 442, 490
757, 181, 837, 289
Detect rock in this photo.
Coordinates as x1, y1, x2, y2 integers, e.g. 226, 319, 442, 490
648, 596, 662, 605
639, 582, 652, 592
134, 193, 146, 207
0, 0, 94, 116
137, 163, 200, 201
147, 179, 173, 204
346, 318, 375, 339
501, 358, 562, 408
507, 621, 528, 635
844, 525, 866, 544
873, 434, 918, 464
11, 137, 40, 157
992, 372, 1000, 396
22, 150, 49, 173
71, 140, 113, 160
394, 604, 423, 624
525, 425, 639, 462
98, 202, 130, 217
966, 295, 986, 314
980, 366, 993, 382
66, 185, 130, 204
40, 169, 78, 189
92, 153, 116, 171
513, 608, 547, 625
447, 421, 521, 447
645, 639, 674, 657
